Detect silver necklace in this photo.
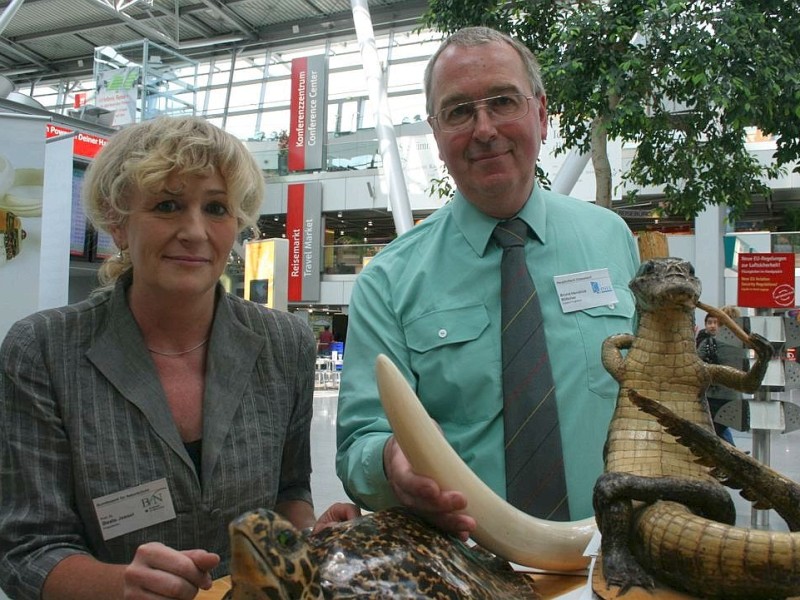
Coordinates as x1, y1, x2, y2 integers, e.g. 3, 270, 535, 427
147, 338, 209, 357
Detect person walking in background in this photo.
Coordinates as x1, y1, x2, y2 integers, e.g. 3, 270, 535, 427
318, 324, 334, 355
696, 312, 719, 348
697, 305, 745, 446
336, 26, 640, 540
0, 116, 357, 600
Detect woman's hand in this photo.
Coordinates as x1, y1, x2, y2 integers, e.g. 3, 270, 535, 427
123, 542, 220, 599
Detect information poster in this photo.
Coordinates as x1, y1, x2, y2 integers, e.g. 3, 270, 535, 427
738, 252, 795, 308
95, 66, 139, 127
70, 166, 88, 256
244, 238, 288, 311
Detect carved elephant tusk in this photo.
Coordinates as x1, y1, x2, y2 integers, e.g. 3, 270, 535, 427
375, 353, 595, 572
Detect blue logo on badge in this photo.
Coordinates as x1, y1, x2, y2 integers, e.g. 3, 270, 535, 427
590, 280, 612, 294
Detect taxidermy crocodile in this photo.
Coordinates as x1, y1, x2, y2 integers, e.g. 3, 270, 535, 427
595, 256, 800, 599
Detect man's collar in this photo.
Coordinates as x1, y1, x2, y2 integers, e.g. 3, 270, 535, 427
453, 185, 547, 256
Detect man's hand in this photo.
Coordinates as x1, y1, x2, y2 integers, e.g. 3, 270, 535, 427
312, 502, 362, 533
383, 435, 476, 541
123, 542, 220, 599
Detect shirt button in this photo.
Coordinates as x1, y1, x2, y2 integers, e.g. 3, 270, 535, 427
438, 328, 447, 338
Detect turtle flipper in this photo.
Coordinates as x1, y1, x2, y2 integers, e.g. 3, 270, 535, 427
629, 389, 800, 530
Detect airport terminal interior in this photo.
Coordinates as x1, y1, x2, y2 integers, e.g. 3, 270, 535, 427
1, 1, 800, 598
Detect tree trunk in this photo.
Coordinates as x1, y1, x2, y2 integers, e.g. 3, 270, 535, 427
591, 115, 613, 209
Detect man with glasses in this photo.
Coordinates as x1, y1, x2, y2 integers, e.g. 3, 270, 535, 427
336, 26, 640, 538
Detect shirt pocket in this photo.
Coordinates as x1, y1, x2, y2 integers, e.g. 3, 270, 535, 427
574, 285, 636, 398
406, 304, 490, 352
405, 303, 495, 424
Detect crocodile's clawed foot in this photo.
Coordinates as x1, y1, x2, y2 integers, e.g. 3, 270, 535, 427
748, 332, 773, 360
604, 573, 656, 595
602, 550, 655, 594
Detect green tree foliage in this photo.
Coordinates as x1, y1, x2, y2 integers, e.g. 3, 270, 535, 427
422, 0, 800, 220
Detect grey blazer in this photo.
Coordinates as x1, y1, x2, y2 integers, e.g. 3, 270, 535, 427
0, 275, 316, 600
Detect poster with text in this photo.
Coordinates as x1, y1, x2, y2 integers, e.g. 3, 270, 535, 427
738, 252, 796, 308
244, 238, 288, 312
95, 66, 139, 127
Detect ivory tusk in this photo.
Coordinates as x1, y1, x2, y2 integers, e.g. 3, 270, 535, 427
375, 354, 595, 572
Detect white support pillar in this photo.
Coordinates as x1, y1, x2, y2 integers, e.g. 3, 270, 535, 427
694, 203, 726, 317
550, 147, 590, 196
350, 0, 414, 235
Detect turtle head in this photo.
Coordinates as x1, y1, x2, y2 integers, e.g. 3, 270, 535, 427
227, 509, 322, 600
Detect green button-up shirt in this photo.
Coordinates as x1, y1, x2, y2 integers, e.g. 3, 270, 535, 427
336, 185, 640, 519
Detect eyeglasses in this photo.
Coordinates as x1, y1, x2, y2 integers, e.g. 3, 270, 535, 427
1, 209, 26, 261
431, 93, 534, 132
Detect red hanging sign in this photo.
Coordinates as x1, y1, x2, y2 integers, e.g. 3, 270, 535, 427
737, 252, 795, 308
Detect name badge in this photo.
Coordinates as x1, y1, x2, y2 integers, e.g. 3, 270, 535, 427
93, 478, 177, 540
554, 268, 619, 313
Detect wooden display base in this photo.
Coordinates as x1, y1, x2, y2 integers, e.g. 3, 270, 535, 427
199, 563, 800, 599
194, 577, 231, 600
196, 577, 230, 599
591, 561, 695, 600
196, 572, 587, 599
591, 559, 800, 600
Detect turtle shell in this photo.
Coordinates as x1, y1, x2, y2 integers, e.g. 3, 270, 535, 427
224, 506, 540, 599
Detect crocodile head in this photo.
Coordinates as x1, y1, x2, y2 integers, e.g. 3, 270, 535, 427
628, 257, 701, 313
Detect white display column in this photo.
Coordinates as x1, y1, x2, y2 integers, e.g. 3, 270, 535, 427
694, 202, 726, 321
0, 114, 72, 341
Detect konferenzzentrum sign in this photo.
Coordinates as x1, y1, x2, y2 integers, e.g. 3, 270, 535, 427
288, 55, 328, 172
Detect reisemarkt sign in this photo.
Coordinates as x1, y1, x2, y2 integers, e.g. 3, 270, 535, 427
286, 182, 322, 302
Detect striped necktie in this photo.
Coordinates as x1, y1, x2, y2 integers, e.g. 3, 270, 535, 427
493, 218, 569, 520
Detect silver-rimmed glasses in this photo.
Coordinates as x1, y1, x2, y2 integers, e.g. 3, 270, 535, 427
430, 93, 534, 132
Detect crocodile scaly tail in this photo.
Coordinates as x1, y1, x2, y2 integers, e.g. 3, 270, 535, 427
633, 500, 800, 600
629, 389, 800, 529
629, 390, 800, 599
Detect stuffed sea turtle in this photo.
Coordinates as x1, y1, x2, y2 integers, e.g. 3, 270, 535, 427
222, 506, 540, 599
